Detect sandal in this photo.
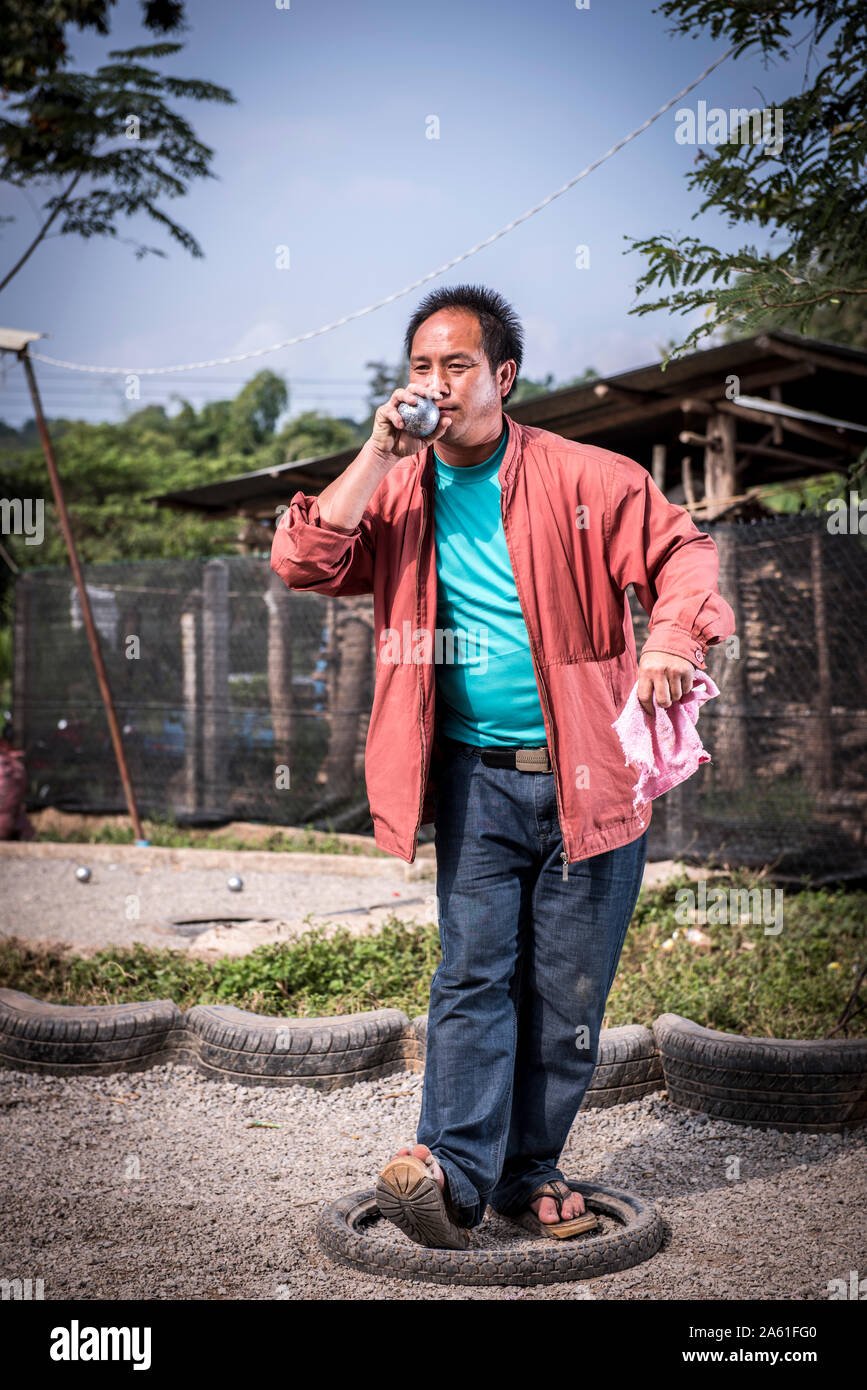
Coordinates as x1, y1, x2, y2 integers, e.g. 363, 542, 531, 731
498, 1179, 599, 1241
375, 1151, 471, 1250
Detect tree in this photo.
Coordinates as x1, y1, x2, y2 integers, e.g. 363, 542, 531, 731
508, 369, 599, 404
627, 0, 867, 361
223, 372, 289, 456
275, 411, 363, 463
0, 2, 187, 89
0, 0, 235, 292
720, 275, 867, 350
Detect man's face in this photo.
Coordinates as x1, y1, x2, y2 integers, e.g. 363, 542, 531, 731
408, 308, 515, 445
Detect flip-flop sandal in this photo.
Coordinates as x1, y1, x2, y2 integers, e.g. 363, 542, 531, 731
375, 1151, 471, 1250
498, 1179, 600, 1241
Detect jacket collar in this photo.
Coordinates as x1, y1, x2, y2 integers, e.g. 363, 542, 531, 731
419, 411, 521, 500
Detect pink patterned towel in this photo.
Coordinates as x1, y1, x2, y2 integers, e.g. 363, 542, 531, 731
611, 672, 720, 810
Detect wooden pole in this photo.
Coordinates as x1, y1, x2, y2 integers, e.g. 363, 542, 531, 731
651, 443, 667, 494
703, 414, 738, 521
810, 532, 834, 794
681, 456, 697, 510
17, 346, 146, 841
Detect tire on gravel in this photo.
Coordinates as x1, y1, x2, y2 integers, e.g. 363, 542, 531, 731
181, 1004, 424, 1090
580, 1024, 664, 1110
317, 1179, 664, 1286
412, 1016, 663, 1110
0, 988, 184, 1075
653, 1012, 867, 1133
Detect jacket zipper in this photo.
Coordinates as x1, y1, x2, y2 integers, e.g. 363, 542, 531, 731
411, 483, 428, 862
499, 491, 570, 881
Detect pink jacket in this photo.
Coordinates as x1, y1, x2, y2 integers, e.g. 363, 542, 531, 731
270, 414, 736, 867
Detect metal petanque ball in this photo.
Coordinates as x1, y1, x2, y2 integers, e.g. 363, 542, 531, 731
397, 395, 440, 438
75, 866, 91, 883
227, 875, 243, 892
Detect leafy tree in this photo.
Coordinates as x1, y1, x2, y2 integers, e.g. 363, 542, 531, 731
628, 0, 866, 361
274, 411, 363, 463
222, 372, 289, 456
509, 369, 599, 404
0, 2, 235, 291
0, 2, 187, 89
721, 274, 867, 350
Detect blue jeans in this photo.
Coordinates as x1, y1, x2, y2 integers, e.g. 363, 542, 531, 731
416, 733, 648, 1229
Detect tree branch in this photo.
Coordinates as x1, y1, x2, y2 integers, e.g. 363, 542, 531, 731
0, 169, 84, 294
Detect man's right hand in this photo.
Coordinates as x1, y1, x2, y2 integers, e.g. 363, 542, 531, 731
370, 382, 454, 462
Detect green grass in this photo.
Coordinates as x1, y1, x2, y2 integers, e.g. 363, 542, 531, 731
33, 814, 392, 857
0, 875, 863, 1038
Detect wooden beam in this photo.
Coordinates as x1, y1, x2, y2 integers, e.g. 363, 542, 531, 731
679, 429, 721, 450
733, 438, 837, 467
769, 384, 784, 445
756, 334, 867, 379
714, 399, 863, 456
549, 361, 817, 439
736, 427, 774, 475
592, 381, 663, 404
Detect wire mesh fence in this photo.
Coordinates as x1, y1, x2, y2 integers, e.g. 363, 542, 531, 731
10, 513, 867, 875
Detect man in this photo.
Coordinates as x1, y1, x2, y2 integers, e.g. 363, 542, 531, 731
271, 284, 735, 1249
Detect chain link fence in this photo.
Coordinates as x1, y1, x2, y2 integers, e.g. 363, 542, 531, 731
10, 514, 867, 875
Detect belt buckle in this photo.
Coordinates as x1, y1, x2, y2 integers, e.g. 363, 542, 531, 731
515, 747, 550, 773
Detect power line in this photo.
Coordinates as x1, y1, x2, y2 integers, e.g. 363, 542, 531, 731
26, 45, 736, 378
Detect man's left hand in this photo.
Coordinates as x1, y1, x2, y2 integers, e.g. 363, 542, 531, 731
637, 651, 696, 716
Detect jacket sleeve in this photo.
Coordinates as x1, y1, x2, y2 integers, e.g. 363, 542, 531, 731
604, 455, 736, 669
270, 490, 376, 597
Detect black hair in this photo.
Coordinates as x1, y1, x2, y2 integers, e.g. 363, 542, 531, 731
403, 283, 524, 405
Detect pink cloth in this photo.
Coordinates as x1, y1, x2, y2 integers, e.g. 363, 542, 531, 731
611, 672, 720, 810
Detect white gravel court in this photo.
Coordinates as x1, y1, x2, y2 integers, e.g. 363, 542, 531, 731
0, 1062, 863, 1301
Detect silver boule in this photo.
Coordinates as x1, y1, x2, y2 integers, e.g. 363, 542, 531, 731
75, 865, 91, 883
397, 395, 440, 438
227, 875, 243, 892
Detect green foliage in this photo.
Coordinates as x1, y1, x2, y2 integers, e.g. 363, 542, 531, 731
0, 918, 442, 1019
509, 369, 600, 404
33, 817, 392, 855
612, 874, 865, 1039
0, 37, 236, 291
0, 2, 188, 92
630, 1, 867, 361
0, 372, 365, 570
1, 876, 863, 1038
721, 274, 867, 351
273, 410, 362, 464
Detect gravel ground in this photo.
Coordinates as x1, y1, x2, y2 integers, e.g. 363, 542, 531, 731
0, 845, 703, 957
1, 1063, 864, 1301
0, 850, 435, 955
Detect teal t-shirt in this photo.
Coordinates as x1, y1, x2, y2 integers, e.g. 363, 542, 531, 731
432, 420, 548, 746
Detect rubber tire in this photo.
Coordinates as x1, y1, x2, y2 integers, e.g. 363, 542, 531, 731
0, 988, 184, 1075
580, 1023, 664, 1110
180, 1004, 424, 1090
317, 1179, 665, 1287
653, 1012, 867, 1133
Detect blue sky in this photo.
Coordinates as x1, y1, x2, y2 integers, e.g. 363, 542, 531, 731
0, 0, 807, 429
